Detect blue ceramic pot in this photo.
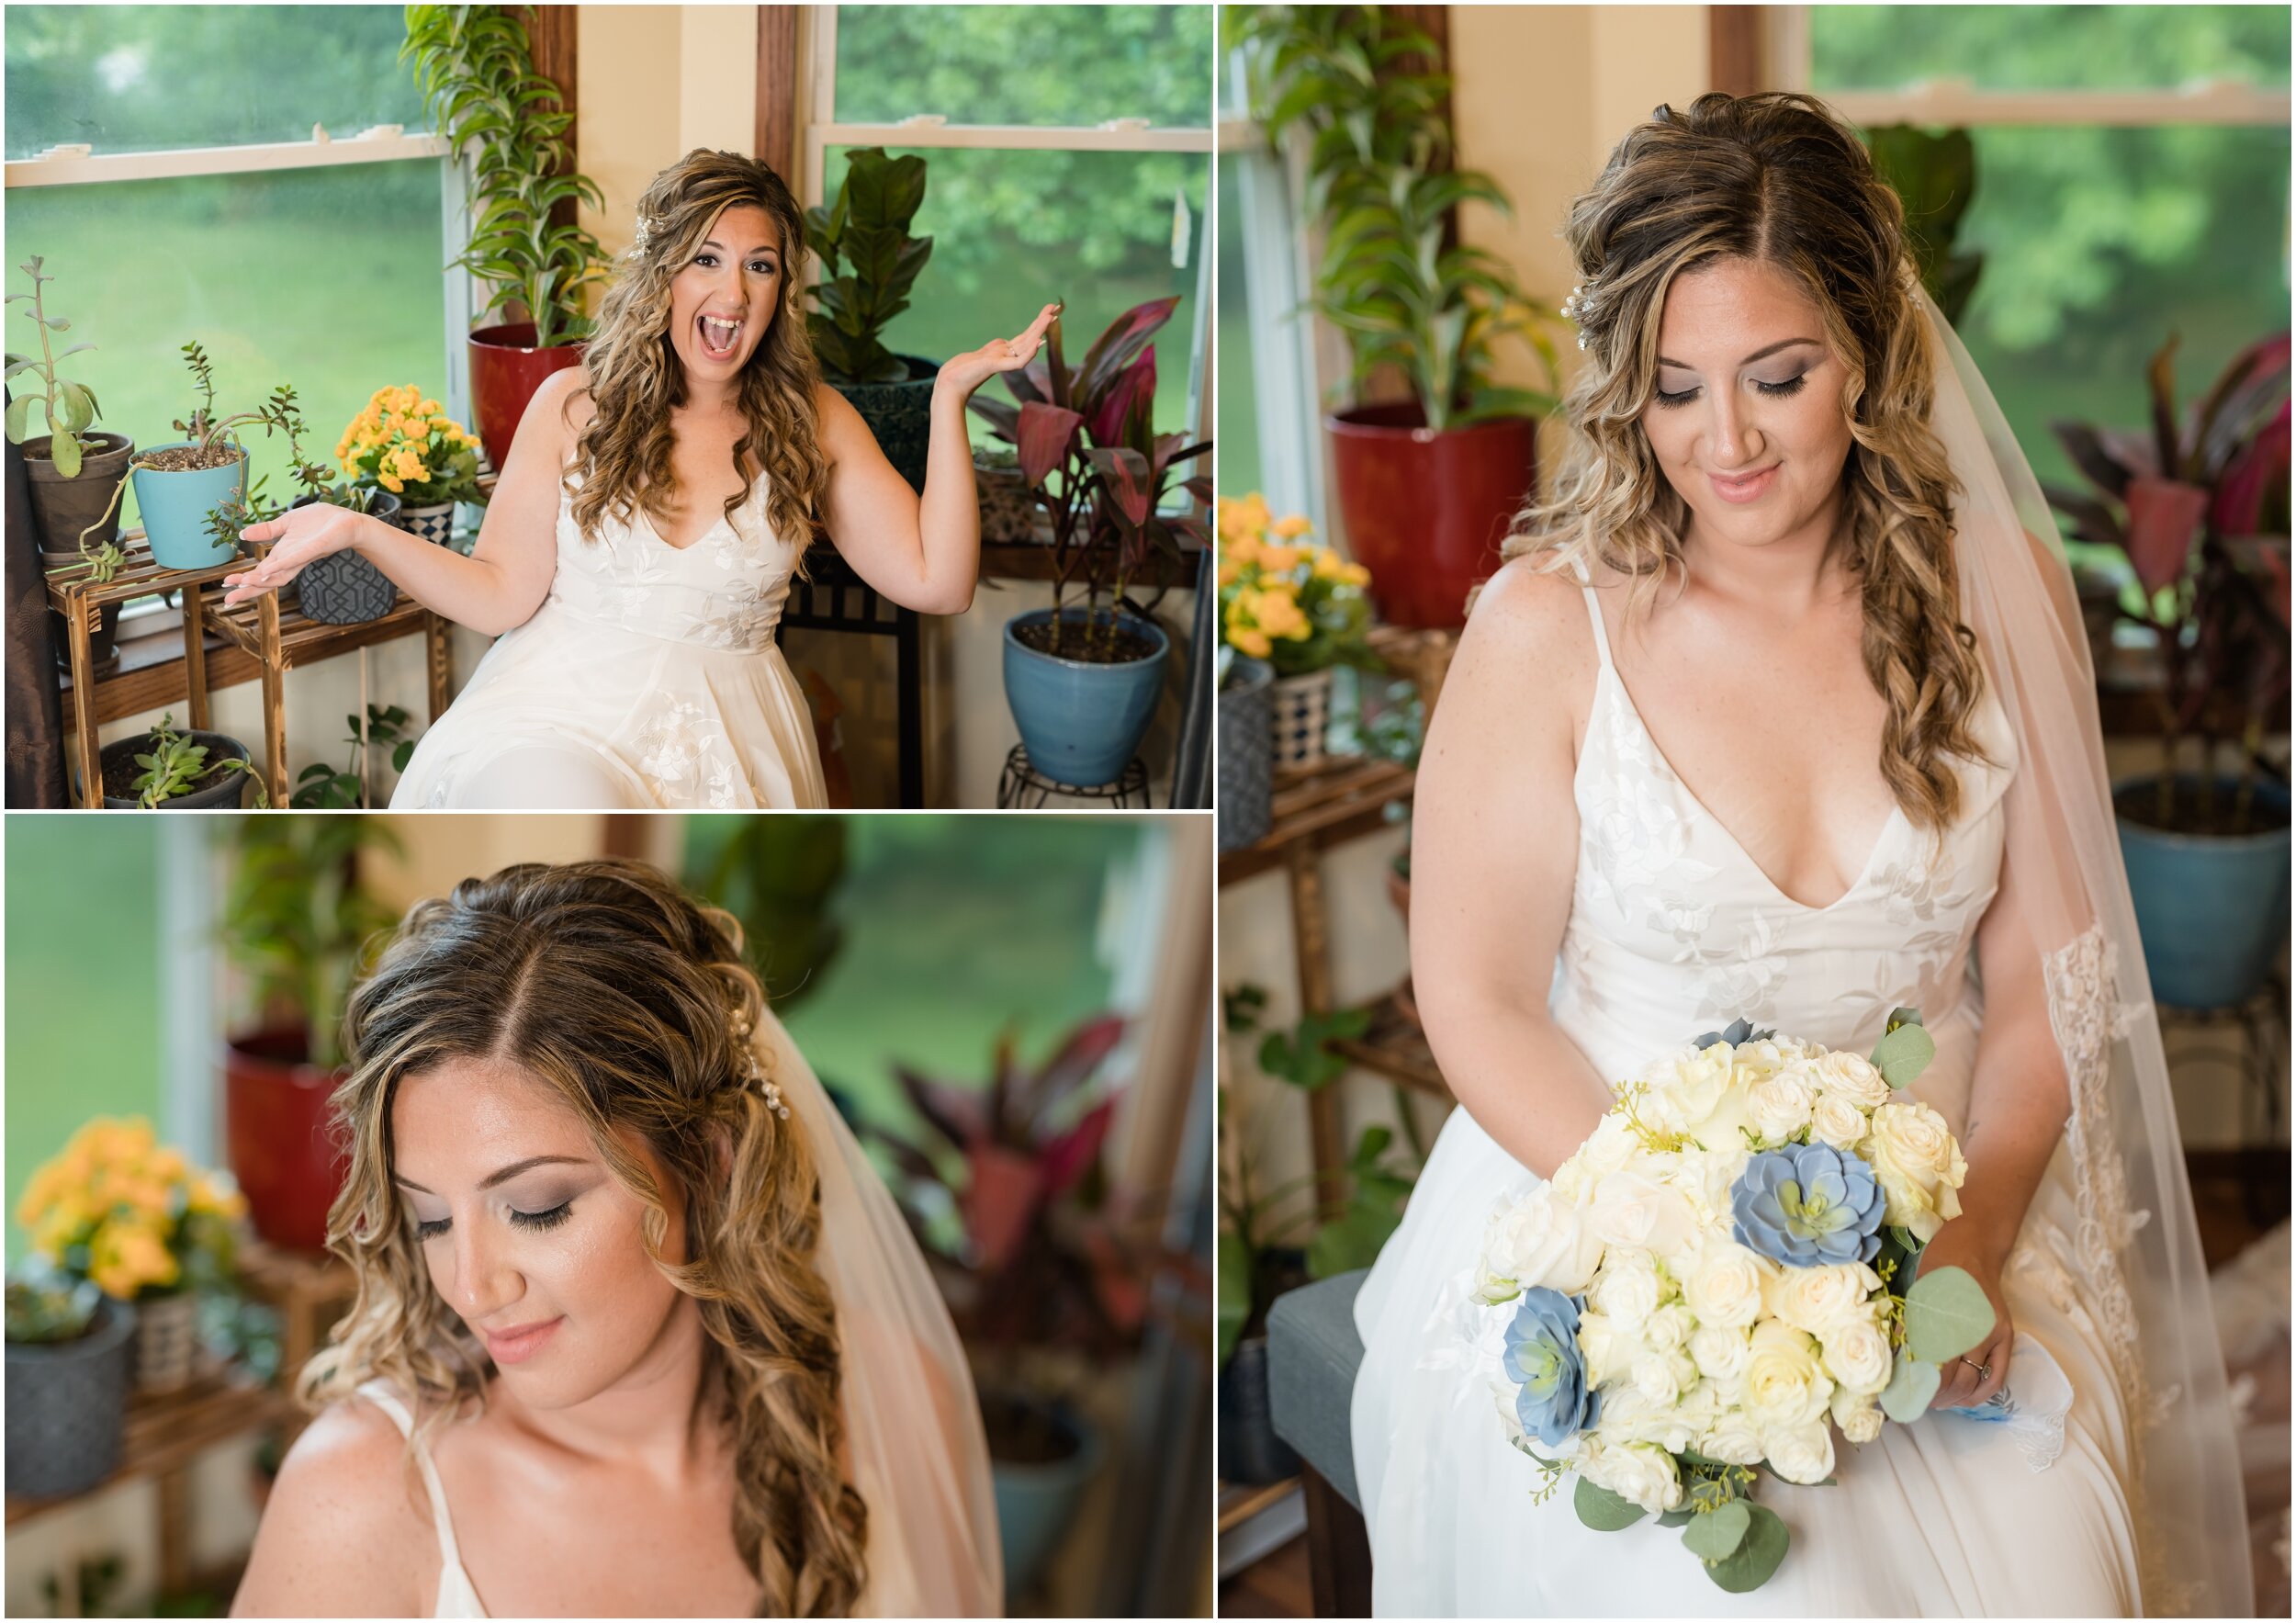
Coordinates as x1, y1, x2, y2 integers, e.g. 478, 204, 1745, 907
2116, 773, 2291, 1010
1003, 607, 1169, 789
988, 1396, 1104, 1602
132, 444, 246, 570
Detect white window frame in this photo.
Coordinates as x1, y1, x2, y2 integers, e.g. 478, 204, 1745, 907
1216, 86, 1324, 527
803, 7, 1217, 468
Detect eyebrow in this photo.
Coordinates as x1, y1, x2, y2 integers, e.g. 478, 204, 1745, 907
701, 239, 779, 258
393, 1155, 591, 1196
1656, 338, 1821, 369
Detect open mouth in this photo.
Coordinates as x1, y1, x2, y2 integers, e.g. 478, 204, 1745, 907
697, 314, 744, 360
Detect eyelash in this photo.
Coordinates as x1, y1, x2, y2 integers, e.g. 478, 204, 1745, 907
414, 1202, 573, 1241
693, 254, 777, 276
1652, 374, 1809, 410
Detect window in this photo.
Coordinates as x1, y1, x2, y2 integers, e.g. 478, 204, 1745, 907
806, 6, 1214, 451
1793, 6, 2291, 496
5, 6, 454, 540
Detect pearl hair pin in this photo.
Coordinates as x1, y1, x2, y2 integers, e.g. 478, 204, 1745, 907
1560, 280, 1593, 350
726, 1005, 791, 1119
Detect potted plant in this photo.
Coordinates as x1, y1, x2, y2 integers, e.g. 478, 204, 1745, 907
4, 1268, 135, 1498
974, 445, 1041, 544
973, 297, 1212, 788
2043, 330, 2291, 1009
1216, 646, 1277, 852
14, 1117, 246, 1396
289, 704, 418, 809
336, 385, 483, 547
862, 1014, 1143, 1599
1228, 5, 1562, 629
6, 256, 137, 667
1217, 494, 1379, 770
1216, 986, 1409, 1484
97, 711, 264, 809
807, 146, 940, 491
116, 344, 301, 571
265, 387, 405, 624
217, 817, 402, 1251
403, 4, 609, 470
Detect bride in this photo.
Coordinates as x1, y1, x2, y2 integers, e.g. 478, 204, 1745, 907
1354, 93, 2250, 1616
221, 149, 1056, 809
231, 859, 999, 1617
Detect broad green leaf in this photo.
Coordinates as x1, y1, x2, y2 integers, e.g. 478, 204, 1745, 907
1705, 1503, 1790, 1593
1904, 1264, 1997, 1363
4, 393, 32, 444
1869, 1020, 1936, 1088
1658, 1507, 1695, 1528
1216, 1229, 1251, 1366
1683, 1498, 1750, 1561
1879, 1348, 1942, 1422
1573, 1478, 1645, 1532
51, 431, 82, 478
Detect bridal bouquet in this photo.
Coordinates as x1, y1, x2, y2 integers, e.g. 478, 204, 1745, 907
1478, 1009, 1996, 1592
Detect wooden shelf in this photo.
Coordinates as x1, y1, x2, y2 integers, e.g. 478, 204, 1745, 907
1218, 1476, 1301, 1534
6, 1369, 287, 1531
1328, 988, 1450, 1101
1219, 756, 1415, 886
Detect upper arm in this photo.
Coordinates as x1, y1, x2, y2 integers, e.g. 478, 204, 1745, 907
812, 381, 920, 550
1411, 558, 1598, 1028
231, 1399, 425, 1617
467, 366, 590, 626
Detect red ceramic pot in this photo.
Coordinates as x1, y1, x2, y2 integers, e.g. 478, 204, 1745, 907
1326, 402, 1538, 629
223, 1029, 351, 1254
468, 322, 588, 473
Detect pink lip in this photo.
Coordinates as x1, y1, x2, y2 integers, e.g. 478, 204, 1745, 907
483, 1315, 563, 1365
1708, 464, 1780, 504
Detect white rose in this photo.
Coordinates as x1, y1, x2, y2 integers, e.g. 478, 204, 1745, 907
1819, 1318, 1896, 1396
1774, 1261, 1883, 1336
1671, 1379, 1722, 1438
1576, 1309, 1631, 1387
1742, 1321, 1833, 1429
1689, 1324, 1755, 1384
1569, 1115, 1641, 1186
1698, 1407, 1768, 1466
1807, 1092, 1871, 1152
1746, 1066, 1820, 1142
1868, 1100, 1965, 1190
1683, 1239, 1769, 1330
1639, 1043, 1734, 1133
1590, 1250, 1662, 1332
1589, 1169, 1699, 1265
1629, 1347, 1698, 1407
1874, 1163, 1944, 1242
1665, 1144, 1746, 1222
1581, 1438, 1684, 1516
1813, 1048, 1891, 1110
1831, 1383, 1885, 1443
1641, 1302, 1694, 1353
1764, 1419, 1837, 1485
1483, 1181, 1604, 1295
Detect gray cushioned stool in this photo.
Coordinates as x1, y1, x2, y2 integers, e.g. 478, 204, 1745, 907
1267, 1269, 1373, 1617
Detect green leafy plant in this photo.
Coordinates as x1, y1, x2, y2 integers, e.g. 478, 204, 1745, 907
1226, 5, 1563, 431
971, 297, 1212, 657
686, 816, 849, 1014
1863, 126, 1985, 325
4, 1268, 100, 1345
218, 817, 403, 1069
289, 705, 417, 809
129, 713, 268, 809
403, 4, 610, 349
3, 254, 101, 475
805, 147, 936, 386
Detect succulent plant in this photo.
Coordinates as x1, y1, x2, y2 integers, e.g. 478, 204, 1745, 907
5, 1271, 100, 1345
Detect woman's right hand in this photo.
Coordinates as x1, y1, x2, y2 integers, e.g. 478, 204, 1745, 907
220, 504, 369, 608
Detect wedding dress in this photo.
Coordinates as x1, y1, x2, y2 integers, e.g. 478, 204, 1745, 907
1349, 579, 2156, 1616
388, 473, 827, 810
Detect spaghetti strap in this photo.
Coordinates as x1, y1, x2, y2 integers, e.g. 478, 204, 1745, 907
356, 1380, 470, 1583
1574, 571, 1615, 670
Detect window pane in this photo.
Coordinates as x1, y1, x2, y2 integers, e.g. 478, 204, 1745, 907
824, 145, 1208, 448
1811, 5, 2289, 93
1937, 125, 2290, 492
6, 163, 448, 533
1215, 151, 1263, 500
833, 5, 1211, 129
6, 6, 424, 160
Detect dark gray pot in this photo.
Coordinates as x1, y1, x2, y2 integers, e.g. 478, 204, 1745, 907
829, 355, 941, 494
99, 728, 252, 808
6, 1297, 136, 1498
1218, 657, 1276, 851
1217, 1334, 1301, 1484
287, 491, 403, 625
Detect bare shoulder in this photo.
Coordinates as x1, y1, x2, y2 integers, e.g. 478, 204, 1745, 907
231, 1394, 430, 1617
529, 363, 596, 442
1447, 555, 1600, 728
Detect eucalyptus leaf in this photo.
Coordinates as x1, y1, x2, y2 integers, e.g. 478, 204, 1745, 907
1904, 1264, 1997, 1364
1704, 1503, 1790, 1593
1879, 1348, 1942, 1423
1869, 1020, 1936, 1088
1573, 1477, 1646, 1532
1683, 1498, 1751, 1562
1658, 1507, 1695, 1528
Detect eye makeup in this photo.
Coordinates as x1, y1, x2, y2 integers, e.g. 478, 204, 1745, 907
412, 1200, 576, 1242
1651, 372, 1811, 410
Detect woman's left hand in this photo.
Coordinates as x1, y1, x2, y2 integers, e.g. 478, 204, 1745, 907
1919, 1220, 2015, 1410
933, 303, 1062, 399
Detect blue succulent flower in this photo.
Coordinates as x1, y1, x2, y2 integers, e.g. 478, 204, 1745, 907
1503, 1287, 1598, 1448
1730, 1142, 1886, 1268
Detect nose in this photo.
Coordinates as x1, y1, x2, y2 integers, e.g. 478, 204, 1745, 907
447, 1214, 523, 1324
1707, 384, 1763, 471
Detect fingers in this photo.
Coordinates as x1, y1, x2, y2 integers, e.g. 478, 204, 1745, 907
239, 517, 288, 545
1966, 1333, 2012, 1407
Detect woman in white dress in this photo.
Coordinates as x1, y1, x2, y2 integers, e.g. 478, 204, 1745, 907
221, 150, 1056, 809
230, 859, 999, 1617
1353, 93, 2250, 1616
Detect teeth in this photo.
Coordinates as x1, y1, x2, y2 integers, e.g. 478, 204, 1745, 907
701, 316, 741, 350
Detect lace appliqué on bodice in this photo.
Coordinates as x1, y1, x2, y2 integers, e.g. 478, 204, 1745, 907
546, 479, 796, 656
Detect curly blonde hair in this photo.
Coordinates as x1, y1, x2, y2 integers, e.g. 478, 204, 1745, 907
1507, 91, 1989, 832
297, 859, 866, 1617
565, 150, 828, 569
